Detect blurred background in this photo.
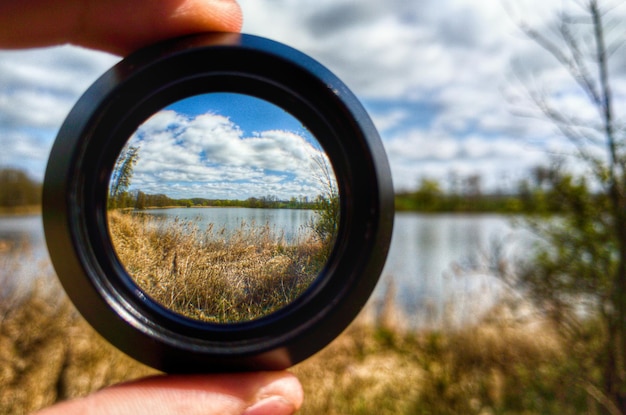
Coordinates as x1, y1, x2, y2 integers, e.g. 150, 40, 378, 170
1, 0, 626, 414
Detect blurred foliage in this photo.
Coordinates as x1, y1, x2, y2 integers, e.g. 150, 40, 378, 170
394, 168, 576, 214
0, 168, 41, 208
514, 163, 626, 415
508, 1, 626, 413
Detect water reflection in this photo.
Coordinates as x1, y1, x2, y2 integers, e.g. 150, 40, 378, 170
0, 215, 43, 248
0, 215, 51, 297
377, 213, 532, 329
142, 207, 316, 243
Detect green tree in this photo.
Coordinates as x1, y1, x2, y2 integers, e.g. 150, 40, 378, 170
134, 190, 146, 210
309, 153, 340, 254
511, 1, 626, 412
109, 146, 140, 209
411, 177, 443, 211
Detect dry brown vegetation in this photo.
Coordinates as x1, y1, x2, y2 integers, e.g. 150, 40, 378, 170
108, 210, 325, 322
0, 241, 154, 414
294, 297, 568, 415
0, 239, 603, 414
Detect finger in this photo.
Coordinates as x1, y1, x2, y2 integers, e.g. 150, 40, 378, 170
0, 0, 243, 55
34, 371, 303, 415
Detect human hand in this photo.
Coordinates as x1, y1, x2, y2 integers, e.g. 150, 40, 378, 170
33, 372, 303, 415
0, 0, 243, 55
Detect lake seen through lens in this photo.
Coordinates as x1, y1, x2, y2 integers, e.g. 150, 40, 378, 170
141, 207, 316, 243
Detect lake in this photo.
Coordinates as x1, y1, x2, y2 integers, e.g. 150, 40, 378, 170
0, 211, 531, 328
379, 212, 531, 328
0, 214, 51, 296
142, 207, 317, 242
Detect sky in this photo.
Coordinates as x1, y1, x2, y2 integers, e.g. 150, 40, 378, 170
123, 94, 331, 200
1, 0, 625, 197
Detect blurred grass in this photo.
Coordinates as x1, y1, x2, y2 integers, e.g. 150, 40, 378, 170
0, 241, 153, 414
0, 239, 604, 414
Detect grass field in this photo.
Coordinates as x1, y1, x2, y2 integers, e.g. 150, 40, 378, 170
108, 210, 325, 322
0, 238, 605, 414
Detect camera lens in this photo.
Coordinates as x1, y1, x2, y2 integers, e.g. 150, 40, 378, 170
43, 33, 394, 373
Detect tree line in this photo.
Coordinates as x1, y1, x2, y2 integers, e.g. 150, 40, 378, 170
394, 166, 586, 214
0, 163, 587, 215
0, 168, 41, 208
110, 190, 326, 211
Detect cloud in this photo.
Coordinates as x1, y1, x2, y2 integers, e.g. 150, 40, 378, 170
240, 0, 626, 149
239, 0, 520, 101
0, 46, 118, 179
385, 128, 549, 191
126, 110, 331, 200
1, 0, 624, 192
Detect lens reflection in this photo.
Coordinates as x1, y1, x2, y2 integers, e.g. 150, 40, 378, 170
107, 93, 339, 323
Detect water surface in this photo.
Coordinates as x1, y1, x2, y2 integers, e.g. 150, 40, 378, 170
141, 207, 316, 242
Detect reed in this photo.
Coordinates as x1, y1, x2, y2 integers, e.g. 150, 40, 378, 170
0, 241, 153, 414
108, 210, 324, 322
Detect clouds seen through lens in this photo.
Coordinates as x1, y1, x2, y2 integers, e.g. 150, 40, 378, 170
123, 94, 330, 201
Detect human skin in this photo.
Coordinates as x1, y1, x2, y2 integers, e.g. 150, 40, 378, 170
34, 372, 304, 415
0, 0, 243, 55
1, 2, 304, 414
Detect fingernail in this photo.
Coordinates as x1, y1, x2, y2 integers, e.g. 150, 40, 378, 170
243, 396, 296, 415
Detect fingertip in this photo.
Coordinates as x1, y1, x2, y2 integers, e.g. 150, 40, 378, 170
212, 0, 244, 32
79, 0, 245, 55
255, 372, 304, 411
178, 0, 243, 33
243, 396, 297, 415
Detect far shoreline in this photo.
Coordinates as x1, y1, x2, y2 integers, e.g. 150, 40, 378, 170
0, 205, 41, 216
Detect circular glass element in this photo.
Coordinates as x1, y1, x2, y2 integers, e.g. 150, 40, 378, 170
106, 93, 340, 323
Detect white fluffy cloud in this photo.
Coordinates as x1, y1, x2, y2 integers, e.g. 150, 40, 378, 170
0, 46, 118, 178
385, 129, 547, 191
239, 0, 626, 189
126, 110, 330, 200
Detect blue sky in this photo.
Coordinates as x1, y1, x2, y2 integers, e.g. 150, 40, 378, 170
122, 94, 330, 200
166, 93, 315, 140
1, 0, 625, 194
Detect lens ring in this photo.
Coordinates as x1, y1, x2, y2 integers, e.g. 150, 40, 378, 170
43, 33, 394, 373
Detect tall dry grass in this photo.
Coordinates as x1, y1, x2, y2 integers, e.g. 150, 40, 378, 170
0, 238, 602, 414
108, 210, 325, 322
292, 286, 572, 415
0, 240, 153, 414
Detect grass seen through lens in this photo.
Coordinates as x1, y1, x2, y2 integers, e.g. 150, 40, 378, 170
107, 210, 327, 323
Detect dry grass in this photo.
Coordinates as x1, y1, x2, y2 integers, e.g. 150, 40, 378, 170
0, 241, 153, 414
292, 291, 569, 415
108, 210, 325, 322
0, 239, 601, 414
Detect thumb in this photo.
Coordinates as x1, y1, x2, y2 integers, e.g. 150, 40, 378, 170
0, 0, 243, 55
34, 371, 303, 415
